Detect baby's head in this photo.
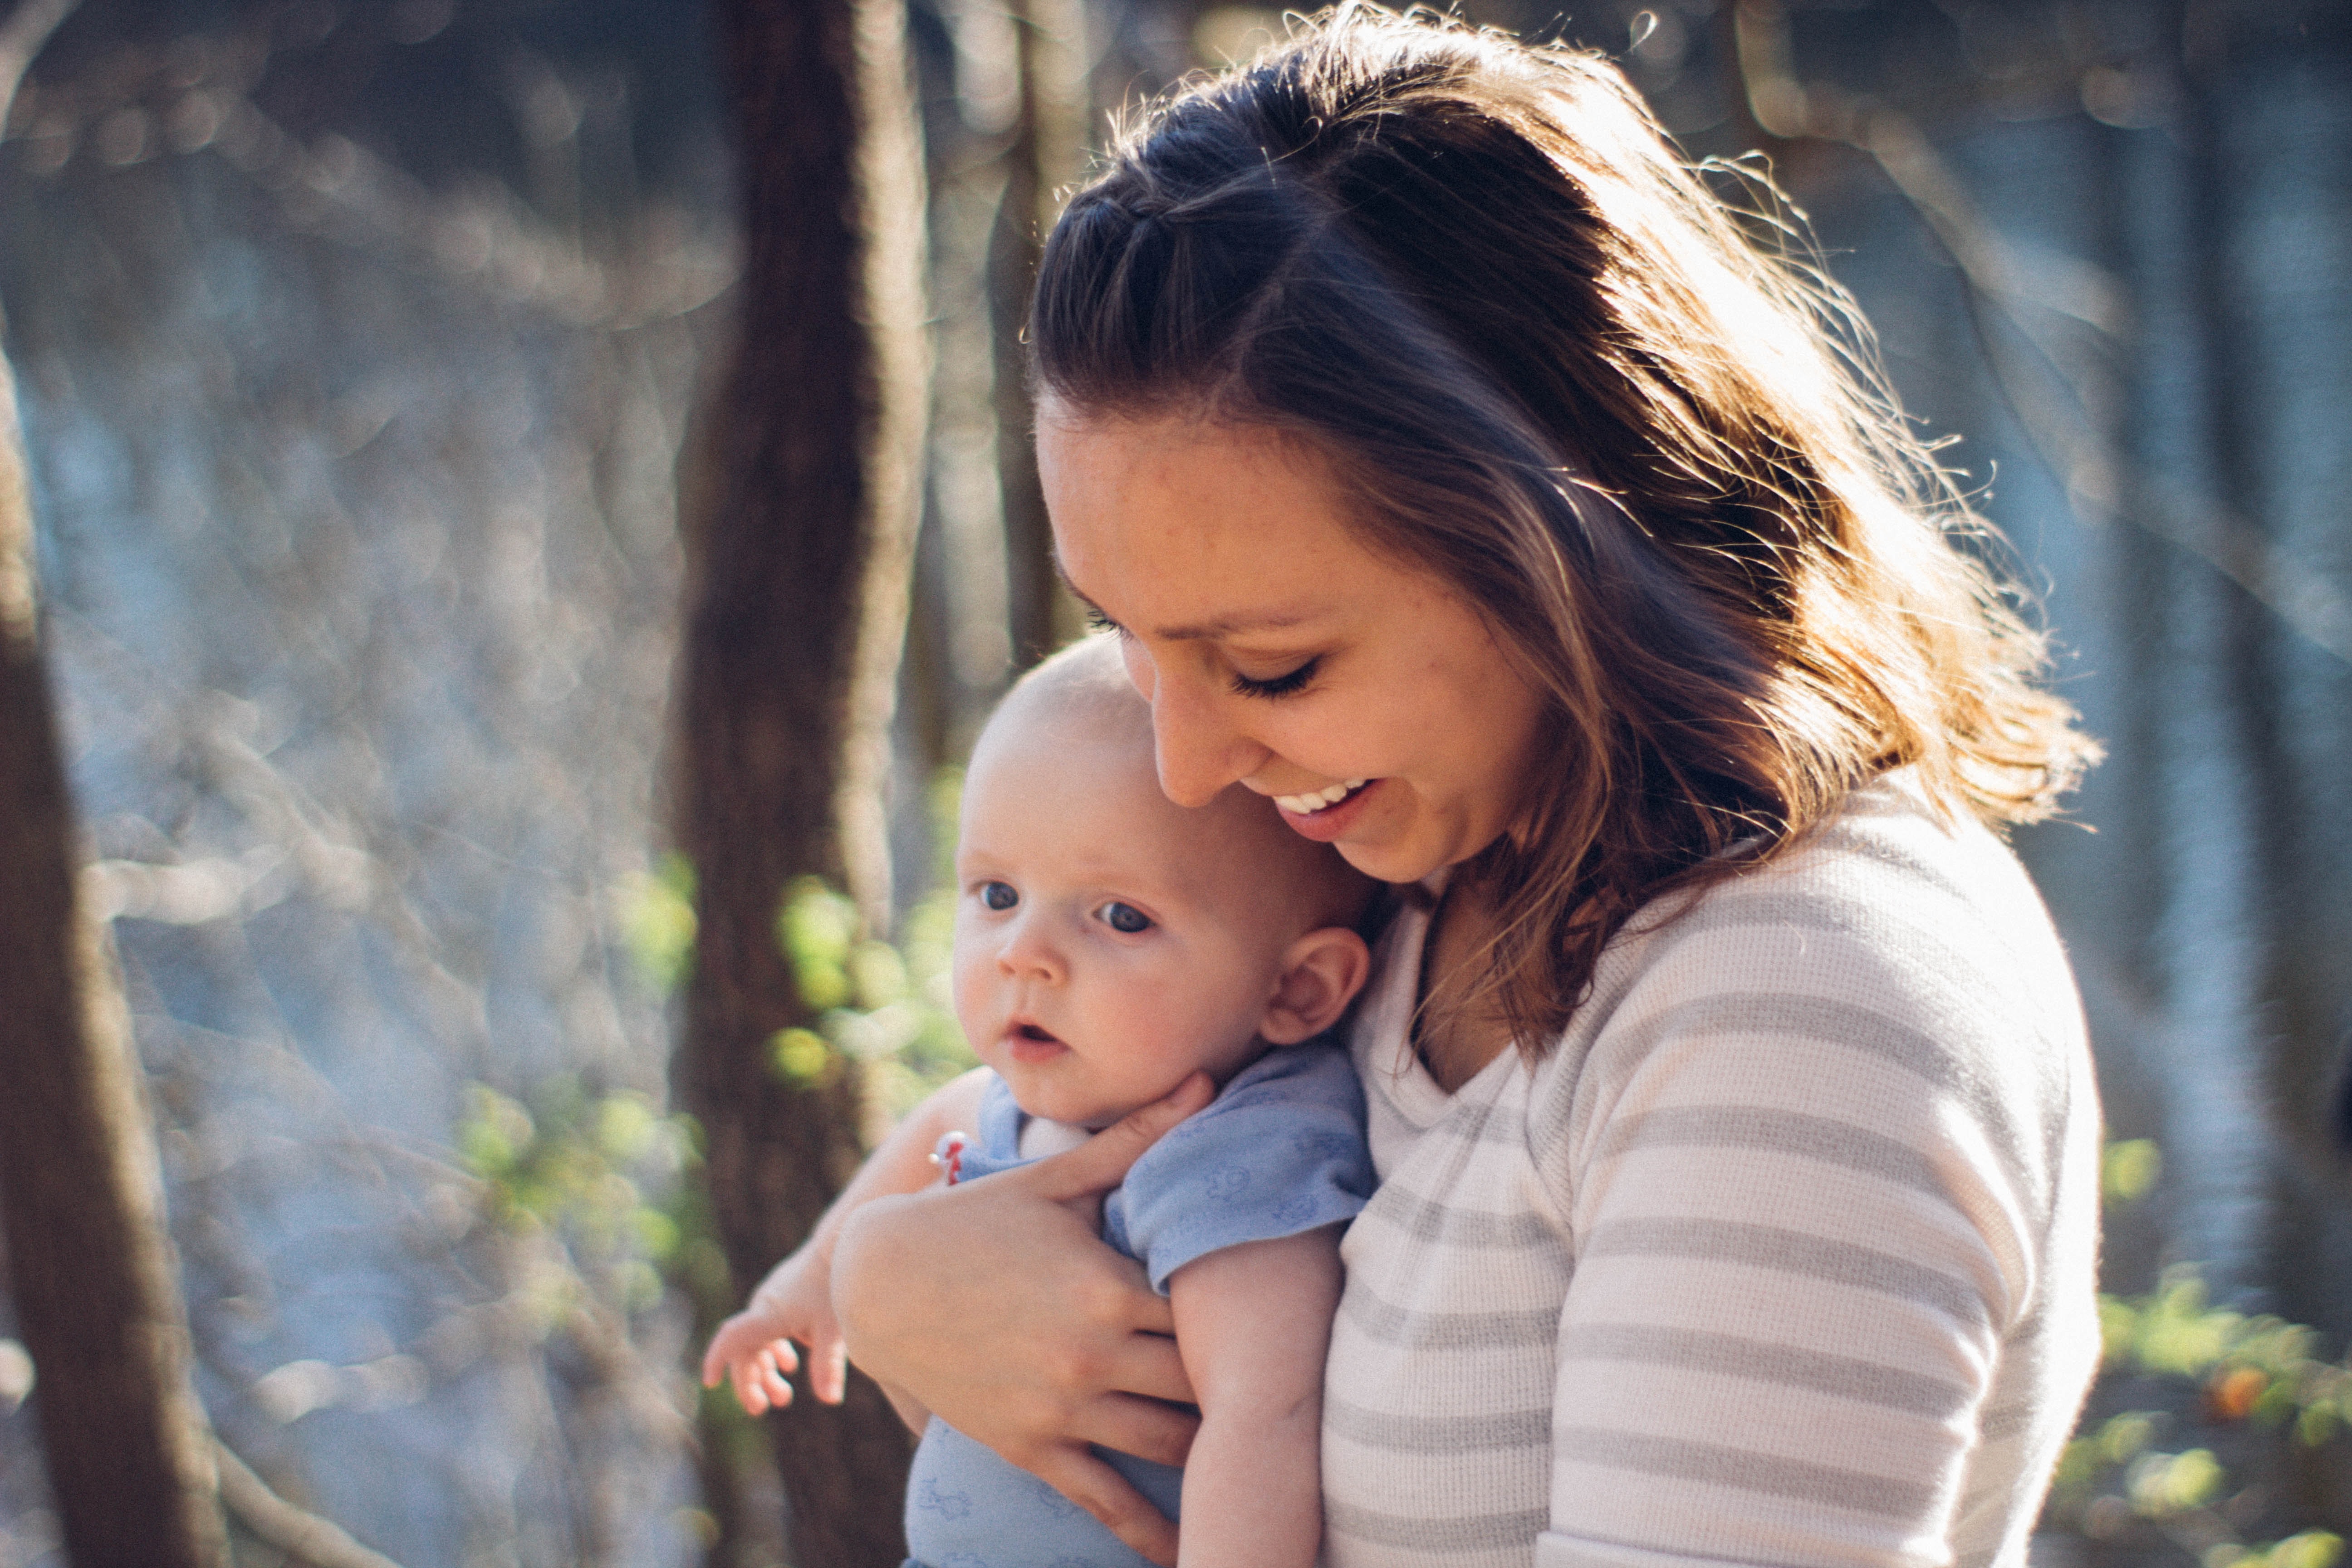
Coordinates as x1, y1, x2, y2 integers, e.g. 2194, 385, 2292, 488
953, 637, 1377, 1128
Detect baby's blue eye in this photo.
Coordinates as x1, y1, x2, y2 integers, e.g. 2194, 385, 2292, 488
1097, 902, 1152, 934
980, 882, 1018, 911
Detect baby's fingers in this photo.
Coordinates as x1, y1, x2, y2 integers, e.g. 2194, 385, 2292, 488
757, 1341, 801, 1411
807, 1332, 849, 1406
724, 1338, 801, 1417
701, 1314, 760, 1388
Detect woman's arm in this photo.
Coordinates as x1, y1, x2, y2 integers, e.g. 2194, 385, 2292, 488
1166, 1226, 1344, 1568
700, 1065, 993, 1415
832, 1073, 1215, 1568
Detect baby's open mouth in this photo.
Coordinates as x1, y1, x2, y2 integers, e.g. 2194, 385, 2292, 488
1004, 1019, 1068, 1062
1274, 779, 1368, 815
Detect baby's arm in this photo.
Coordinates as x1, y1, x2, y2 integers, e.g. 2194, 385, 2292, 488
1166, 1224, 1345, 1568
700, 1065, 992, 1419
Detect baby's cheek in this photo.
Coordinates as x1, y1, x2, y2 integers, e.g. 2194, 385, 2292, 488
1117, 951, 1259, 1067
946, 944, 995, 1048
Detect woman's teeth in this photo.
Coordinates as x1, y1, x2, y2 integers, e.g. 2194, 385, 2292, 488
1274, 779, 1368, 815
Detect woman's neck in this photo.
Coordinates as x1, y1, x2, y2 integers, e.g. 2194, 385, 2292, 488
1414, 876, 1516, 1093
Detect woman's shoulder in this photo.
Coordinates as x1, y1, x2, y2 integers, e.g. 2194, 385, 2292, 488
1532, 771, 2091, 1181
1615, 770, 2077, 1027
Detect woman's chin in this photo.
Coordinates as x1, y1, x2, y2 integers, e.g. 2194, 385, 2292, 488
1331, 828, 1447, 887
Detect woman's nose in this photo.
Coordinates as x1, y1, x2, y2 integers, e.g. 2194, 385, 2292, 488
1147, 665, 1269, 808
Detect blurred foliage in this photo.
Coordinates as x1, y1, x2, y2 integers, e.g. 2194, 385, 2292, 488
616, 853, 700, 1001
550, 775, 984, 1498
455, 1080, 696, 1319
611, 768, 977, 1122
770, 877, 974, 1116
2043, 1143, 2352, 1562
2105, 1139, 2164, 1207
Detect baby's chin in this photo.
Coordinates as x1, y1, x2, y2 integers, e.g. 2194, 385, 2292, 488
1011, 1058, 1259, 1133
1009, 1079, 1186, 1133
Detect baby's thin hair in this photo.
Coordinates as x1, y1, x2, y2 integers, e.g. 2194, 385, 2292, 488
982, 635, 1377, 937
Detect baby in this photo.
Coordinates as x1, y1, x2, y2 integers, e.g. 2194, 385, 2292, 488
702, 635, 1378, 1568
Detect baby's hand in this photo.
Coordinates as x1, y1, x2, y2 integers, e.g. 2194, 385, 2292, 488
700, 1246, 846, 1416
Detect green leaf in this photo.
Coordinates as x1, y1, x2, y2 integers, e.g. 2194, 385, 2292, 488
2125, 1447, 2222, 1516
2103, 1139, 2162, 1205
777, 877, 857, 1010
770, 1027, 834, 1086
617, 853, 698, 997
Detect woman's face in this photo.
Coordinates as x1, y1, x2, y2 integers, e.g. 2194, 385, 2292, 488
1039, 407, 1547, 886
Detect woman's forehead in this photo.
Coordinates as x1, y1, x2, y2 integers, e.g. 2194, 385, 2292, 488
1039, 414, 1367, 603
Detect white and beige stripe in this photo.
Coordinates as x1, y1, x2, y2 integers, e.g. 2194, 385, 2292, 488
1323, 775, 2100, 1568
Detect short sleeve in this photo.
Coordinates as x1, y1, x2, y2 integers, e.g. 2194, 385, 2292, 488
1107, 1043, 1376, 1294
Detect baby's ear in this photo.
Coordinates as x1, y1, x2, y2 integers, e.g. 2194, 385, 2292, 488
1260, 927, 1373, 1045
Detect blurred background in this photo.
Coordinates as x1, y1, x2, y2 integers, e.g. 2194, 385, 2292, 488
0, 0, 2346, 1564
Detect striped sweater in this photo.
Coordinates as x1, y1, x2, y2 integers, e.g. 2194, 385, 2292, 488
1321, 776, 2100, 1568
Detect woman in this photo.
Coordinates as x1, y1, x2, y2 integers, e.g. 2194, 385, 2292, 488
831, 9, 2103, 1565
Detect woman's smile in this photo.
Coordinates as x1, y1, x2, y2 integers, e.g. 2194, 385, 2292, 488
1266, 776, 1382, 843
1040, 407, 1547, 885
1268, 778, 1371, 817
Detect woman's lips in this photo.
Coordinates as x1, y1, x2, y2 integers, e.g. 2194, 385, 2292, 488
1275, 777, 1381, 843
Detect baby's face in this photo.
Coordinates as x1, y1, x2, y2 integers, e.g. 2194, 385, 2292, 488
951, 709, 1316, 1129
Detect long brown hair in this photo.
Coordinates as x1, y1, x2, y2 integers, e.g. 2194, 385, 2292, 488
1030, 5, 2097, 1049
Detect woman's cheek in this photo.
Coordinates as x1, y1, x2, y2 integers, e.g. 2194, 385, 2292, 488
1118, 637, 1157, 701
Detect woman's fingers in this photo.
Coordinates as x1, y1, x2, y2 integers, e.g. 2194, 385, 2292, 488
829, 1080, 1210, 1481
1104, 1323, 1189, 1404
1074, 1392, 1199, 1470
1026, 1446, 1181, 1568
1025, 1073, 1214, 1203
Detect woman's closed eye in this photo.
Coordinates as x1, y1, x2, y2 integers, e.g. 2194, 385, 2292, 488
1094, 901, 1153, 934
1230, 657, 1319, 700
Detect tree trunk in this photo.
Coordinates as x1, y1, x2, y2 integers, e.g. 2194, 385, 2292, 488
0, 324, 228, 1564
995, 0, 1092, 671
679, 0, 929, 1563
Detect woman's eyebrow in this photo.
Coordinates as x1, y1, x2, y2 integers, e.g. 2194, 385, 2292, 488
1055, 571, 1316, 641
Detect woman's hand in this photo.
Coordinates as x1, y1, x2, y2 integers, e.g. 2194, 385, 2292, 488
832, 1073, 1215, 1568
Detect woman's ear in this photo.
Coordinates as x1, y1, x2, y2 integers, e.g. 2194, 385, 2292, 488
1259, 927, 1372, 1045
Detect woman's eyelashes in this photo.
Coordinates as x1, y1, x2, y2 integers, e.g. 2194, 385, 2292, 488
1094, 901, 1153, 934
1083, 606, 1128, 638
1230, 657, 1319, 700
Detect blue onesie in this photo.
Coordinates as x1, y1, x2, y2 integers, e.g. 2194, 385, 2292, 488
901, 1041, 1375, 1568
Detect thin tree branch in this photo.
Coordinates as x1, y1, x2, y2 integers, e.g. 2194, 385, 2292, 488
1731, 0, 2352, 668
0, 0, 77, 127
213, 1440, 408, 1568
